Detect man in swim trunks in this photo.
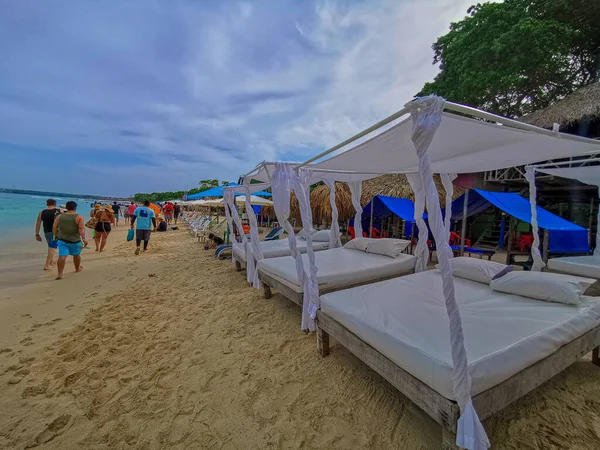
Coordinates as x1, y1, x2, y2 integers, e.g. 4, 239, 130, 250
35, 198, 61, 270
126, 202, 137, 225
112, 201, 121, 226
163, 202, 173, 224
53, 201, 88, 280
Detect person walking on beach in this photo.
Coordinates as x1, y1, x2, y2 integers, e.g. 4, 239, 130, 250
131, 200, 156, 255
53, 201, 87, 280
112, 201, 121, 226
163, 202, 174, 224
173, 202, 181, 225
92, 205, 114, 252
126, 202, 137, 225
35, 198, 61, 270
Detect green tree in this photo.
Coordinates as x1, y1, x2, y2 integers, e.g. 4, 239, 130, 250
199, 179, 219, 190
419, 0, 600, 117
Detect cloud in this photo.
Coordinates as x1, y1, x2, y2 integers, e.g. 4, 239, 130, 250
0, 0, 475, 196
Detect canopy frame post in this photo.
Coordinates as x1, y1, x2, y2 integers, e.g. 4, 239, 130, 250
460, 189, 470, 255
369, 198, 374, 238
589, 197, 594, 250
542, 229, 550, 263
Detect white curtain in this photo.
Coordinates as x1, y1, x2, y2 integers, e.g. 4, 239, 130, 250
440, 173, 457, 239
406, 95, 489, 450
243, 181, 264, 288
224, 189, 245, 265
525, 167, 546, 271
406, 173, 429, 272
323, 179, 342, 248
272, 163, 306, 305
292, 168, 320, 331
348, 181, 363, 239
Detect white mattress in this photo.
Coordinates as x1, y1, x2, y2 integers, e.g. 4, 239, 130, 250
233, 238, 330, 262
547, 255, 600, 279
257, 247, 416, 293
321, 270, 600, 400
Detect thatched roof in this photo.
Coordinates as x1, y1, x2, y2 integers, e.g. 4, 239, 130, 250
520, 83, 600, 129
261, 174, 465, 224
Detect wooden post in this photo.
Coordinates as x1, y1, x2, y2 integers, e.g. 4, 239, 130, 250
506, 218, 514, 265
542, 228, 549, 263
460, 189, 470, 255
441, 428, 460, 450
369, 197, 374, 238
589, 197, 594, 250
263, 284, 272, 299
592, 347, 599, 367
316, 327, 330, 357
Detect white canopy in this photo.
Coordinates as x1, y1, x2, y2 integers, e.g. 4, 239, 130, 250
226, 182, 272, 194
306, 104, 600, 175
535, 165, 600, 186
205, 195, 273, 206
186, 199, 210, 205
242, 161, 377, 184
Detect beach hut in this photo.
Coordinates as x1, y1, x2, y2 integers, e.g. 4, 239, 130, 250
520, 82, 600, 139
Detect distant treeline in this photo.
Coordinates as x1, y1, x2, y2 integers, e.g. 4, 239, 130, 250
132, 179, 230, 203
0, 187, 125, 201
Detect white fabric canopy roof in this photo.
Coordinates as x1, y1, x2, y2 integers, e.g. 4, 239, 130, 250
310, 109, 600, 175
243, 161, 378, 184
535, 165, 600, 186
226, 182, 272, 194
205, 195, 273, 206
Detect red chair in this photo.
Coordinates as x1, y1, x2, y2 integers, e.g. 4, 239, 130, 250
519, 235, 534, 253
348, 226, 367, 240
449, 231, 471, 247
369, 227, 387, 238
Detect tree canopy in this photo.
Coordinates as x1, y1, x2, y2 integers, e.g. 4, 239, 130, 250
419, 0, 600, 117
132, 179, 231, 203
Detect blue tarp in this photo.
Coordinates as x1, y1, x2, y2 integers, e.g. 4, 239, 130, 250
361, 195, 420, 222
447, 189, 589, 253
186, 182, 272, 200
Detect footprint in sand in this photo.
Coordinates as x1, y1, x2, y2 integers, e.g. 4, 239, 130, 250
65, 304, 74, 310
20, 336, 33, 347
0, 348, 12, 355
94, 285, 101, 289
20, 314, 31, 319
32, 414, 71, 446
7, 368, 30, 384
22, 380, 50, 398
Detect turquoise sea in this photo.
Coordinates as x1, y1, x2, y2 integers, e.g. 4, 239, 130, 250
0, 192, 94, 241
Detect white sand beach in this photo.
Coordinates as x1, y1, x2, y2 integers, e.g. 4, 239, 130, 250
1, 229, 600, 449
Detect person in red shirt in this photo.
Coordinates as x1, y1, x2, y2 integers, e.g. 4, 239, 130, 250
163, 202, 174, 224
126, 202, 137, 225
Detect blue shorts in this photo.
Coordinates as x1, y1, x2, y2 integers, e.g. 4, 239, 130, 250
57, 240, 83, 257
44, 232, 58, 249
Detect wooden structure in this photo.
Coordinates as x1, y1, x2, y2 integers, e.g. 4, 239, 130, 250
316, 310, 600, 449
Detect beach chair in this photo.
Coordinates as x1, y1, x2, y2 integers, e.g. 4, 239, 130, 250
217, 227, 284, 260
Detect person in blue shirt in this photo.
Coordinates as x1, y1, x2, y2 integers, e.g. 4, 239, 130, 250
130, 200, 156, 255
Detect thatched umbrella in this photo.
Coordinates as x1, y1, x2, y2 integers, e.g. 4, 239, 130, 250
265, 174, 465, 224
520, 82, 600, 130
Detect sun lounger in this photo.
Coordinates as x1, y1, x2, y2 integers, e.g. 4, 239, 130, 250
545, 255, 600, 279
233, 238, 331, 271
257, 247, 417, 305
315, 270, 600, 448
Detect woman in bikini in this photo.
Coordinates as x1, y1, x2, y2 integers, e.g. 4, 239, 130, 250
93, 205, 115, 252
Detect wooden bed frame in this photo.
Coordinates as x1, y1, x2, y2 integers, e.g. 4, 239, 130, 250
259, 269, 415, 306
315, 310, 600, 449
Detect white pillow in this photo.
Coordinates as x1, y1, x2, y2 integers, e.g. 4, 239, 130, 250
311, 229, 331, 242
436, 257, 512, 284
343, 237, 371, 252
366, 239, 410, 258
344, 238, 410, 258
490, 271, 595, 305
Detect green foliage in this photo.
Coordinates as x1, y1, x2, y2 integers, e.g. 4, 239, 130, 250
419, 0, 600, 117
132, 180, 230, 203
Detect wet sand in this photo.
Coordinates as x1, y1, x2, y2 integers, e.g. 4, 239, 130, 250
1, 228, 599, 449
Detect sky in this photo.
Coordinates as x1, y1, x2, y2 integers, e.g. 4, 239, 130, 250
0, 0, 478, 197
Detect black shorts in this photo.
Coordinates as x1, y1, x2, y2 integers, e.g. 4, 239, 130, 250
95, 221, 112, 233
136, 229, 152, 241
